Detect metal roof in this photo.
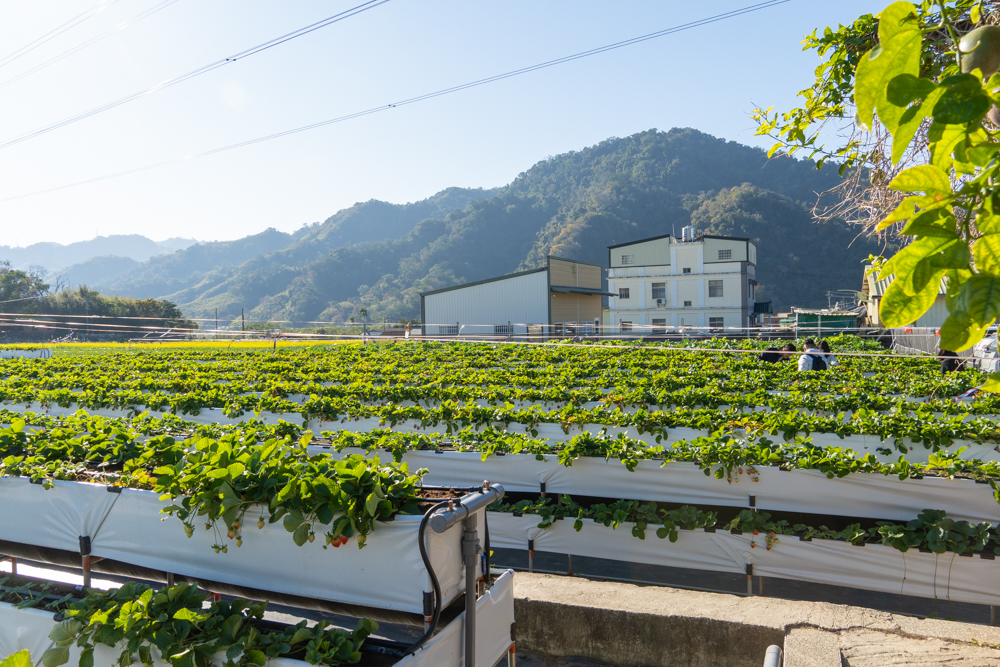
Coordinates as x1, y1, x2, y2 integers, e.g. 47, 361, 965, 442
608, 232, 757, 250
419, 267, 546, 297
550, 286, 615, 297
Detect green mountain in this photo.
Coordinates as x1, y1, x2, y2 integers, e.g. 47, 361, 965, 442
100, 128, 880, 323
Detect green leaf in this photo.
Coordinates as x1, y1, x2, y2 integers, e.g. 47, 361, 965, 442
888, 164, 952, 195
932, 74, 991, 124
227, 462, 245, 478
880, 269, 944, 327
172, 608, 206, 623
886, 73, 936, 106
980, 372, 1000, 393
168, 649, 196, 667
41, 648, 69, 667
206, 468, 229, 479
79, 649, 94, 667
892, 87, 946, 164
957, 273, 1000, 326
877, 195, 935, 230
244, 651, 267, 666
964, 142, 1000, 166
291, 627, 313, 644
975, 235, 1000, 274
855, 2, 921, 132
928, 122, 969, 171
283, 510, 304, 532
0, 652, 33, 667
900, 209, 957, 237
48, 619, 83, 646
293, 522, 310, 546
365, 493, 381, 517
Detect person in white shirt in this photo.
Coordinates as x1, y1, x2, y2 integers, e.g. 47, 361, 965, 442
819, 340, 838, 367
797, 339, 827, 371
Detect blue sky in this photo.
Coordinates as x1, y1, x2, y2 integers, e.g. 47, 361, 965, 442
0, 0, 885, 247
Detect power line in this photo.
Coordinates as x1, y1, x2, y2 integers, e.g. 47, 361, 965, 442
0, 0, 183, 92
0, 0, 792, 203
0, 0, 391, 151
0, 0, 124, 70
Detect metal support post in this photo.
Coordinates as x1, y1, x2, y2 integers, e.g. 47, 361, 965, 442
992, 605, 996, 626
462, 513, 480, 667
528, 539, 534, 573
746, 563, 753, 596
759, 576, 764, 597
9, 557, 15, 575
508, 645, 516, 666
567, 554, 573, 576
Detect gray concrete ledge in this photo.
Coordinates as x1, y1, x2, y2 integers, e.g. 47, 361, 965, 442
513, 573, 1000, 667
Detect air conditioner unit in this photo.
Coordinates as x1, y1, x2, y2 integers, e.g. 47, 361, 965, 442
655, 298, 665, 306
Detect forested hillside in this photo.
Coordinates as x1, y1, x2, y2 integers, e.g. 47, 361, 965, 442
100, 129, 881, 323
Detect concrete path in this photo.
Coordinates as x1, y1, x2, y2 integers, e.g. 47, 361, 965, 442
513, 573, 1000, 667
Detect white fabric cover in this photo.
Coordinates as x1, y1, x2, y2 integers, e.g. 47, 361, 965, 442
0, 602, 60, 665
0, 478, 120, 553
488, 514, 1000, 606
315, 450, 1000, 524
397, 569, 515, 667
92, 488, 473, 614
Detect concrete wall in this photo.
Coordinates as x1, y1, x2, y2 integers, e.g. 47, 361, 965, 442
703, 237, 748, 264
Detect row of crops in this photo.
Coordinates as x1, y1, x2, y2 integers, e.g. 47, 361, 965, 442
0, 335, 999, 664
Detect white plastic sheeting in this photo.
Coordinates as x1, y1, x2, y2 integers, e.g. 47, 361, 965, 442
0, 478, 120, 553
0, 480, 475, 616
0, 572, 515, 667
312, 449, 1000, 524
488, 514, 1000, 607
0, 602, 60, 665
396, 570, 515, 667
8, 402, 998, 464
92, 488, 473, 614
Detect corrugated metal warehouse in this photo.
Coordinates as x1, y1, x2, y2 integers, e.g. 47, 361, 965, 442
419, 256, 611, 336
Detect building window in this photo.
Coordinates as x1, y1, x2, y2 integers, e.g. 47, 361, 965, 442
651, 282, 665, 301
709, 280, 724, 297
621, 254, 635, 265
494, 325, 511, 336
718, 249, 732, 260
618, 288, 630, 299
651, 318, 666, 334
620, 321, 632, 331
683, 300, 692, 307
709, 317, 725, 328
440, 325, 458, 335
682, 267, 691, 274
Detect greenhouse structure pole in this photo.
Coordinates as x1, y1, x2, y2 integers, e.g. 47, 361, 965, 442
463, 512, 480, 667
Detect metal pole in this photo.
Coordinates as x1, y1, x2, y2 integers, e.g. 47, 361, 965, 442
241, 309, 245, 333
463, 513, 480, 667
215, 308, 218, 339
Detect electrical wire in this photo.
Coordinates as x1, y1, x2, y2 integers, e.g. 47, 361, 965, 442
0, 0, 183, 92
0, 0, 124, 71
0, 0, 791, 202
0, 0, 391, 151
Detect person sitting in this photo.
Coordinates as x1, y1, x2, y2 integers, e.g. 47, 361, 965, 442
939, 349, 962, 374
819, 340, 838, 367
797, 339, 827, 371
758, 343, 796, 363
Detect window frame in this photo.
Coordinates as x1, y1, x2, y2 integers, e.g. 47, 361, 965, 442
709, 316, 725, 329
708, 280, 724, 298
621, 254, 635, 266
717, 249, 732, 261
618, 287, 630, 299
651, 282, 666, 301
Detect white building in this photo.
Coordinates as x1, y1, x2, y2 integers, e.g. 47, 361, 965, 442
420, 256, 611, 336
606, 229, 758, 331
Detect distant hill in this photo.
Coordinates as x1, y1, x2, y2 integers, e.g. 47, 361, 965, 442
93, 128, 882, 322
95, 187, 499, 305
0, 234, 198, 276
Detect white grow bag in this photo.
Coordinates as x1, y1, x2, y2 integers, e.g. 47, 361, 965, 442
488, 514, 1000, 607
311, 448, 1000, 524
0, 572, 515, 667
0, 478, 477, 615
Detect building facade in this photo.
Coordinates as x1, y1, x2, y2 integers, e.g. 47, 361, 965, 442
420, 256, 611, 336
606, 230, 758, 331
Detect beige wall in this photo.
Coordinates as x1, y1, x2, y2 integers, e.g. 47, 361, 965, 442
610, 237, 671, 268
549, 258, 602, 289
703, 237, 748, 263
674, 246, 699, 273
551, 293, 602, 323
676, 279, 698, 305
